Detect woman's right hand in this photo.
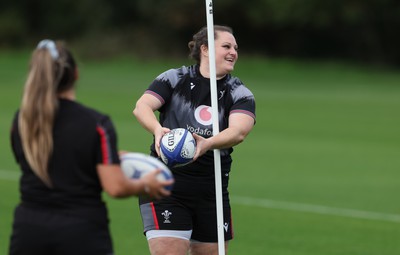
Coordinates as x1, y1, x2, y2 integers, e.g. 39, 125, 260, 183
140, 169, 174, 200
154, 127, 171, 157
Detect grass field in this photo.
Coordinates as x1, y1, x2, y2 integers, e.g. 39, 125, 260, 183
1, 50, 400, 255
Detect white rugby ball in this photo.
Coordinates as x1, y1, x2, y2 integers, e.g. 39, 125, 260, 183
120, 152, 173, 190
160, 128, 196, 168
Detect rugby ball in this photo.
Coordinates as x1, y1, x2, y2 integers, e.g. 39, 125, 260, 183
120, 152, 173, 190
160, 128, 196, 168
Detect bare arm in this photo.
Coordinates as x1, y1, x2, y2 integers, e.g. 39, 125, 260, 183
97, 164, 173, 200
133, 93, 170, 156
193, 113, 255, 160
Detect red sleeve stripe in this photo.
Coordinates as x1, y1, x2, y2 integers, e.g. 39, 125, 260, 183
150, 202, 160, 229
144, 90, 165, 104
96, 125, 111, 164
230, 109, 256, 119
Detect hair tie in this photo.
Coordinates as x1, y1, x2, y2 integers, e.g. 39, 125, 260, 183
37, 39, 59, 60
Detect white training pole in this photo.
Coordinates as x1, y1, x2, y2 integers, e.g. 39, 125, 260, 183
205, 1, 225, 254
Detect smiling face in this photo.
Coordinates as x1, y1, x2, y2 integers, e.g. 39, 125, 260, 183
200, 30, 238, 79
215, 31, 238, 76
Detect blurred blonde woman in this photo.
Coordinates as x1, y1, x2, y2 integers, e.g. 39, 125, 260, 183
9, 40, 173, 255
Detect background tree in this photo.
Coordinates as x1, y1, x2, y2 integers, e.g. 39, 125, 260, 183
0, 0, 399, 66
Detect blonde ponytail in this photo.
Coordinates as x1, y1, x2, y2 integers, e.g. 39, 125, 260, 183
19, 44, 59, 187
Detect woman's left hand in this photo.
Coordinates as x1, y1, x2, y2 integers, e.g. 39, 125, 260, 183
192, 133, 211, 161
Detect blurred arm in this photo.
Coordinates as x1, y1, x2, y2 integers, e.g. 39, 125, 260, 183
97, 164, 172, 199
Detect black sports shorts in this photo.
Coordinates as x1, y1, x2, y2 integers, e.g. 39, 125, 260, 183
139, 172, 234, 242
9, 204, 114, 255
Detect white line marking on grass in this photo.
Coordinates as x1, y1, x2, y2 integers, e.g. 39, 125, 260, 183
1, 170, 399, 223
231, 195, 400, 223
0, 169, 20, 181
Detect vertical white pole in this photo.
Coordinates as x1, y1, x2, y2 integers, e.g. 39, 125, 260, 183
205, 1, 225, 254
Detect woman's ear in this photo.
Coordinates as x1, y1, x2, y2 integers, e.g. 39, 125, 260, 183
200, 45, 208, 57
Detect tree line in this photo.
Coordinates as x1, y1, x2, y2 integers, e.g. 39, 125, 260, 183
1, 0, 399, 66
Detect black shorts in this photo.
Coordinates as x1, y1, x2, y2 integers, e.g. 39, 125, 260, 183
139, 173, 234, 242
9, 204, 113, 255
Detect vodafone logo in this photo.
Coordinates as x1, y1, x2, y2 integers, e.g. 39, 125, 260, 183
194, 105, 213, 126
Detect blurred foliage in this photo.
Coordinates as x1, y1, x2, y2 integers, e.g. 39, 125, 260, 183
0, 0, 399, 66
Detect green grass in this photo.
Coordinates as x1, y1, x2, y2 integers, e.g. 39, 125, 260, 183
1, 51, 400, 254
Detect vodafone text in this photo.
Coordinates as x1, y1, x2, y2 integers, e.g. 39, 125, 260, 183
186, 125, 213, 137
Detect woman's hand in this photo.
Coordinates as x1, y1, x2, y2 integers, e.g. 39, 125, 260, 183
154, 127, 171, 157
192, 133, 212, 161
140, 169, 174, 200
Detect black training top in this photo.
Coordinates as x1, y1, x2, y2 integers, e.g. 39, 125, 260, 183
146, 64, 256, 176
10, 99, 120, 223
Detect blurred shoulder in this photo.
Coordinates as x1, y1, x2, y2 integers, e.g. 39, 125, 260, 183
59, 99, 111, 124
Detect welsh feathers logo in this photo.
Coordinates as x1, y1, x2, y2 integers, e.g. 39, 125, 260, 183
194, 105, 212, 126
